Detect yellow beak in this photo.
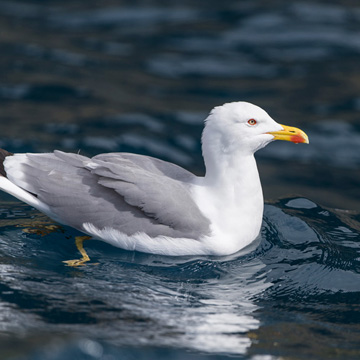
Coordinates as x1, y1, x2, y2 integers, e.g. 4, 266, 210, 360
267, 124, 309, 144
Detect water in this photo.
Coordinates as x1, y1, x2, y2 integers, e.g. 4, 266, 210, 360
0, 198, 359, 359
0, 0, 360, 359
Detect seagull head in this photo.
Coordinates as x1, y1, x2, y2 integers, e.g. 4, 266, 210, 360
203, 101, 309, 156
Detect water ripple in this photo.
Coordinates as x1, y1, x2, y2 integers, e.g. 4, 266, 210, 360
0, 197, 358, 358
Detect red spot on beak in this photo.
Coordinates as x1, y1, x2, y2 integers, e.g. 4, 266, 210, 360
291, 135, 307, 144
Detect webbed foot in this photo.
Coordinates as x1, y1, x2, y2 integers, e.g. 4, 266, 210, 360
63, 235, 92, 267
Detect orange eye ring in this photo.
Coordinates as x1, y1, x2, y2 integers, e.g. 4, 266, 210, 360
248, 119, 257, 126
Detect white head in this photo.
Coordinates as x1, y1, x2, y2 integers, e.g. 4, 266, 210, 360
203, 102, 281, 155
202, 101, 308, 157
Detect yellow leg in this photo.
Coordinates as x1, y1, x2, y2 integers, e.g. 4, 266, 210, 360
63, 236, 92, 267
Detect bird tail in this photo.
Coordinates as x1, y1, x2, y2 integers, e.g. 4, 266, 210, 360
0, 149, 58, 219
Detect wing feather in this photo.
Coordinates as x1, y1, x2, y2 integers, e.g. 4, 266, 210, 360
87, 155, 210, 233
4, 151, 210, 239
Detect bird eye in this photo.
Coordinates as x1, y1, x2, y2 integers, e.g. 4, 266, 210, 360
247, 119, 257, 126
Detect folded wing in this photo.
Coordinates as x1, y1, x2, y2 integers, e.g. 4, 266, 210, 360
4, 151, 210, 240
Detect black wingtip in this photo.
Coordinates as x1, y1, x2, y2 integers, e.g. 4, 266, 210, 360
0, 149, 13, 177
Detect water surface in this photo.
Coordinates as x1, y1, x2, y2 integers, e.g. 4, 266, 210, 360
0, 0, 360, 359
0, 198, 359, 359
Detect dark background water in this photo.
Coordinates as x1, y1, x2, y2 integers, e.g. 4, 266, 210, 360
0, 1, 359, 359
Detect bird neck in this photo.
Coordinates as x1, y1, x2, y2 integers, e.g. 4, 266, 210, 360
201, 121, 254, 184
195, 142, 264, 252
203, 149, 261, 198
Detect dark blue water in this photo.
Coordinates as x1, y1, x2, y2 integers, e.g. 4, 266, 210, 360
0, 198, 359, 359
0, 0, 360, 359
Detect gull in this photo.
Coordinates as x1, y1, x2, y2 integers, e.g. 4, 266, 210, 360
0, 102, 308, 265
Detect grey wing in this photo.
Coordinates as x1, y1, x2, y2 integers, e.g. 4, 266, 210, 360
88, 152, 211, 235
5, 151, 210, 239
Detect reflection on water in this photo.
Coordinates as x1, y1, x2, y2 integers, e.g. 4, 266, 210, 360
0, 198, 359, 359
0, 202, 268, 356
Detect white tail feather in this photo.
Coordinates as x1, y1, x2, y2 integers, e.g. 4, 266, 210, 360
0, 176, 59, 222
